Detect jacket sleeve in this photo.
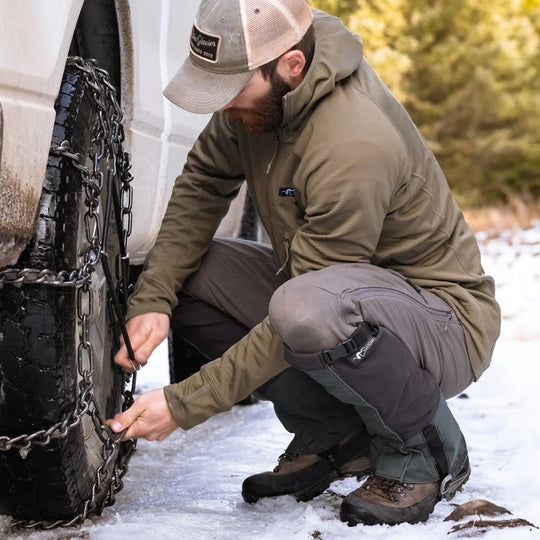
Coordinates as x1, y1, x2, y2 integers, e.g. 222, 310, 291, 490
163, 317, 289, 429
126, 114, 244, 320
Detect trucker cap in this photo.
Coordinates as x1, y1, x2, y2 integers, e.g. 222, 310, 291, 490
164, 0, 313, 114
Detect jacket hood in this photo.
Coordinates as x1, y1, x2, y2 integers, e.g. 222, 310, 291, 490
281, 9, 364, 130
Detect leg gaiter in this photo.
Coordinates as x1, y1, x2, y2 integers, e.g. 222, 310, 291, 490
286, 322, 469, 485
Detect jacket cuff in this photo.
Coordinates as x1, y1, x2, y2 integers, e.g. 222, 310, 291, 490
163, 369, 226, 430
126, 301, 172, 321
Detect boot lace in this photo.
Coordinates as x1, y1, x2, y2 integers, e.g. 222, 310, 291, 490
273, 452, 299, 473
363, 474, 414, 503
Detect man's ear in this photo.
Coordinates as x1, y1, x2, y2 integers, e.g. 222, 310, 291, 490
277, 50, 306, 86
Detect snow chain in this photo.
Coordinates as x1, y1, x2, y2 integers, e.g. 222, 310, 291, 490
0, 57, 137, 529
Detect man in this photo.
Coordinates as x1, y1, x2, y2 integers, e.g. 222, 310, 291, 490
108, 0, 501, 527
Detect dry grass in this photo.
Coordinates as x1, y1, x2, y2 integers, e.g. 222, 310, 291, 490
463, 194, 540, 233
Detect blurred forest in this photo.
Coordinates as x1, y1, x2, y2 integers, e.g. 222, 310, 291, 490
311, 0, 540, 210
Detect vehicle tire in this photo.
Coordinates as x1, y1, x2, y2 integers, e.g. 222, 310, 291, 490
0, 61, 129, 521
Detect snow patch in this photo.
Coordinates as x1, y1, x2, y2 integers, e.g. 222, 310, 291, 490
2, 224, 540, 539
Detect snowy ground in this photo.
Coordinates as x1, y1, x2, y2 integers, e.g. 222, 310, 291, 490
2, 222, 540, 540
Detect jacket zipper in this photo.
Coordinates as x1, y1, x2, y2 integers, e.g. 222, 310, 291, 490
356, 286, 454, 323
276, 235, 290, 275
266, 133, 280, 174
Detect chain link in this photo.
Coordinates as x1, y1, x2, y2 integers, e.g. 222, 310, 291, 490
0, 56, 136, 529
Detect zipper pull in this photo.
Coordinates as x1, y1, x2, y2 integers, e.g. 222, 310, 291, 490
276, 237, 290, 275
443, 312, 452, 332
266, 133, 280, 174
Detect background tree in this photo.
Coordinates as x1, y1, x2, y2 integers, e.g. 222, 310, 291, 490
312, 0, 540, 207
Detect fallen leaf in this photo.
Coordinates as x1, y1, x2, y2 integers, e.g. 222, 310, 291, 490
449, 518, 538, 536
444, 499, 511, 521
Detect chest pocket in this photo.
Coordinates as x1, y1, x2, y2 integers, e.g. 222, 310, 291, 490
277, 185, 305, 218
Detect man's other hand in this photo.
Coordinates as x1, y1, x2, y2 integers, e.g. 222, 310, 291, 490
114, 312, 170, 372
106, 388, 179, 441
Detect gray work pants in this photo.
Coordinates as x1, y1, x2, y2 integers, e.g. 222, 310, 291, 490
172, 238, 474, 477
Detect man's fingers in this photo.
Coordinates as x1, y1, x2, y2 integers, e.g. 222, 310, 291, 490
114, 324, 151, 370
106, 402, 145, 439
106, 388, 178, 442
121, 422, 142, 441
113, 313, 170, 372
114, 342, 139, 372
114, 342, 128, 367
133, 331, 163, 365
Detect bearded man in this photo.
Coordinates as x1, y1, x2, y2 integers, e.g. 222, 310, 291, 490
108, 0, 500, 527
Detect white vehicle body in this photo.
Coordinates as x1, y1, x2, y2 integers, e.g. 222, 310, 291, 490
0, 2, 251, 520
0, 0, 244, 268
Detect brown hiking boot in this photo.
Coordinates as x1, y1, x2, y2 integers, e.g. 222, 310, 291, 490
340, 475, 440, 526
341, 437, 472, 526
341, 471, 467, 526
242, 427, 371, 503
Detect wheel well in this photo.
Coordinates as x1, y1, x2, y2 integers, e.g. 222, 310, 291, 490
68, 0, 121, 96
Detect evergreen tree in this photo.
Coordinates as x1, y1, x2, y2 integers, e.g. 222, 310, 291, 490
312, 0, 540, 206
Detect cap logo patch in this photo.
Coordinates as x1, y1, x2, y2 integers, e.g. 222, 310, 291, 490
190, 23, 220, 63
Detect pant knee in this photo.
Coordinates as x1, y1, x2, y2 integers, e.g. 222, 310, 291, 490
268, 275, 347, 352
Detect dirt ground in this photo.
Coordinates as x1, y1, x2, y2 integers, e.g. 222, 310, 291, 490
463, 195, 540, 233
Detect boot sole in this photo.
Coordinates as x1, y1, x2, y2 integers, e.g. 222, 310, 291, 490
242, 468, 370, 504
242, 472, 336, 504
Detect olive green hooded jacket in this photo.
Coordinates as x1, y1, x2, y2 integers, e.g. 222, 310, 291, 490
127, 10, 501, 429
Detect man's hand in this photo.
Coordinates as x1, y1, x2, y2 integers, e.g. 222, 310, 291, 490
115, 312, 170, 372
106, 388, 179, 441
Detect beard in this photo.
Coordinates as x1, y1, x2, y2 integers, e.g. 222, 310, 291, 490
225, 74, 291, 134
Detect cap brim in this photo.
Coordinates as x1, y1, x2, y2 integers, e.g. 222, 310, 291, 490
164, 57, 256, 114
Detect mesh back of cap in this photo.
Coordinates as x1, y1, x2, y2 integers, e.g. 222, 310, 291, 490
242, 0, 312, 70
